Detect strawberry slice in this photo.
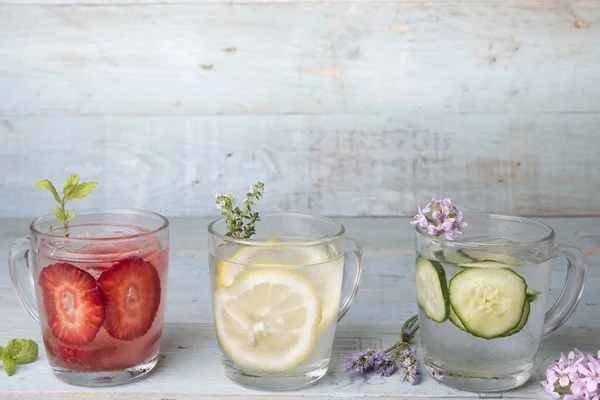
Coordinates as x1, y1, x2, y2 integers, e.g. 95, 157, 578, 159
39, 263, 105, 346
57, 345, 118, 368
98, 257, 161, 341
43, 335, 119, 371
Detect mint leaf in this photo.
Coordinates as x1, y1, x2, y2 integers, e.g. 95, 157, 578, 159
64, 174, 80, 190
34, 180, 61, 203
2, 356, 16, 376
36, 174, 98, 231
13, 339, 38, 365
65, 182, 98, 201
5, 339, 22, 355
63, 174, 80, 197
55, 207, 68, 222
65, 211, 76, 224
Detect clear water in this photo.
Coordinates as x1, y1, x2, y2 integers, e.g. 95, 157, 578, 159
209, 245, 344, 390
417, 250, 552, 381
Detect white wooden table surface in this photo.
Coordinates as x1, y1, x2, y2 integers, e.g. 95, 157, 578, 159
1, 217, 598, 399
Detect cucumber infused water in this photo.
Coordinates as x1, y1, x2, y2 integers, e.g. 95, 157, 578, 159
416, 243, 553, 391
411, 204, 587, 392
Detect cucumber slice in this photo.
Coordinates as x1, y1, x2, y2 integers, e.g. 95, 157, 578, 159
449, 268, 527, 339
449, 306, 467, 331
458, 249, 523, 266
416, 256, 450, 323
459, 261, 515, 269
433, 250, 446, 262
503, 300, 530, 337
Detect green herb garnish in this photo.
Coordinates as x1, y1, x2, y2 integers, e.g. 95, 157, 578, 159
526, 289, 541, 303
0, 339, 39, 376
35, 174, 97, 231
216, 182, 265, 239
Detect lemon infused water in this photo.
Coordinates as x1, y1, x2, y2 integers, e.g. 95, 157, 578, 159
210, 245, 343, 388
413, 214, 587, 392
208, 213, 364, 391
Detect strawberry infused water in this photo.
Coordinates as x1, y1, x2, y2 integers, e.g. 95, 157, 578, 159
9, 209, 170, 387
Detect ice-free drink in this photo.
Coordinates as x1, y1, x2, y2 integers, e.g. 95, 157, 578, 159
9, 209, 170, 387
211, 245, 343, 382
413, 214, 587, 392
36, 224, 168, 375
416, 248, 550, 387
208, 213, 363, 391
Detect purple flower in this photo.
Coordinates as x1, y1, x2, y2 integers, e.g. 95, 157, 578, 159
410, 198, 467, 240
343, 317, 421, 385
394, 344, 420, 385
343, 349, 377, 373
373, 352, 397, 377
406, 362, 420, 385
399, 348, 416, 358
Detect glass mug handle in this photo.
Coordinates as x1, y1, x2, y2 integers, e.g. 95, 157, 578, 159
337, 238, 364, 322
541, 243, 588, 339
8, 236, 40, 323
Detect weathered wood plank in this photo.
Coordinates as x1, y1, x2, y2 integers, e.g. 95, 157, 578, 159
1, 247, 598, 398
0, 2, 598, 116
1, 115, 600, 217
1, 1, 599, 217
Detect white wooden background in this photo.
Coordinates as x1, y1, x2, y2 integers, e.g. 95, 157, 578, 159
1, 1, 599, 218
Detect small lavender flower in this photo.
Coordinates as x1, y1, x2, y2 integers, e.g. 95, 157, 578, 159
342, 316, 421, 385
395, 344, 420, 385
406, 362, 421, 385
373, 352, 397, 377
410, 198, 467, 240
343, 349, 377, 373
398, 347, 416, 359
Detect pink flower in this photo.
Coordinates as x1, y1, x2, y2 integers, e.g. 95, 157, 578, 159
411, 198, 467, 239
541, 349, 600, 400
576, 354, 600, 396
410, 206, 428, 229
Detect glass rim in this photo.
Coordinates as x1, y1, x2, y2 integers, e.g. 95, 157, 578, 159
414, 213, 555, 246
30, 208, 170, 241
207, 211, 345, 246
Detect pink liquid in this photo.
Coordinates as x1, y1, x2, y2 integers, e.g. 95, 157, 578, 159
33, 224, 169, 372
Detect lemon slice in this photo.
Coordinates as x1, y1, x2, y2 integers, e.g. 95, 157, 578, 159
214, 269, 322, 371
216, 238, 281, 288
217, 244, 343, 332
302, 256, 343, 330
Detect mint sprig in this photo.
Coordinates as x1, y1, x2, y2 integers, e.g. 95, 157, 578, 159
35, 174, 97, 231
216, 182, 265, 239
1, 339, 39, 376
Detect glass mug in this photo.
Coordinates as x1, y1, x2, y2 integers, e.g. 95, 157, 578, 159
414, 214, 587, 392
8, 209, 170, 386
208, 212, 364, 391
